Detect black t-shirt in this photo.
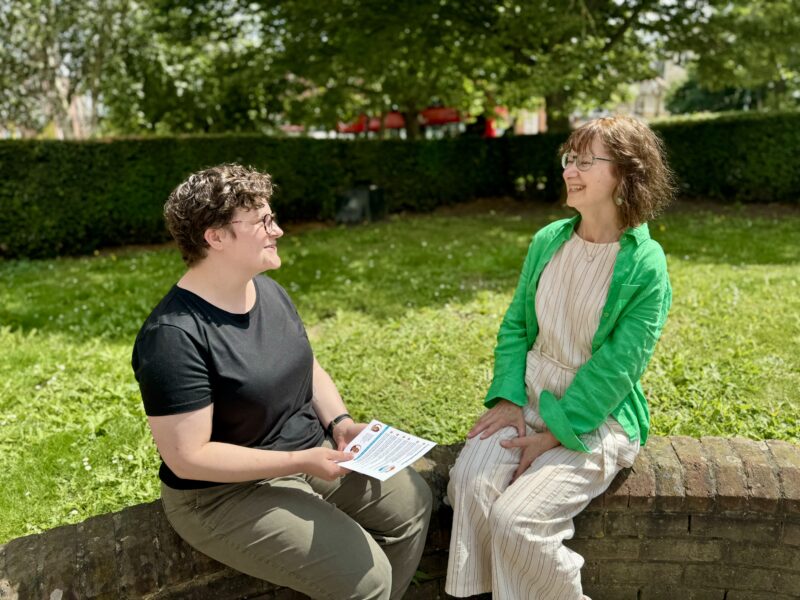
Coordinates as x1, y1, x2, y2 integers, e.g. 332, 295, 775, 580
131, 275, 324, 489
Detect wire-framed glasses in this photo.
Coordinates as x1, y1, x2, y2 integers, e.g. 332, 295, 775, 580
561, 152, 614, 172
229, 212, 279, 233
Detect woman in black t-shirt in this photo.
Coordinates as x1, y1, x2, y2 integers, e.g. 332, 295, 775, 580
132, 164, 431, 600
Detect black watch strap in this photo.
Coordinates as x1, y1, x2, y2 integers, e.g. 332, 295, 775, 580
326, 413, 352, 438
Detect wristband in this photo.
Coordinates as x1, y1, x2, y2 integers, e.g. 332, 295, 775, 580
326, 413, 352, 438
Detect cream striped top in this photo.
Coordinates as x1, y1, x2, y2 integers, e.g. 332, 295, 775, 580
525, 232, 620, 407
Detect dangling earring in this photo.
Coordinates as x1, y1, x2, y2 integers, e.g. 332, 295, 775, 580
615, 197, 624, 206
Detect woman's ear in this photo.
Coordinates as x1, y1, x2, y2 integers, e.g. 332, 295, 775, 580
204, 226, 228, 251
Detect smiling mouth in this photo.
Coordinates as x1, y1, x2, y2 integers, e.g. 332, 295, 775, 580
567, 185, 585, 192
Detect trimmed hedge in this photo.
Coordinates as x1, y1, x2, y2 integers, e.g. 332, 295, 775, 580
655, 110, 800, 202
1, 111, 798, 259
0, 136, 513, 259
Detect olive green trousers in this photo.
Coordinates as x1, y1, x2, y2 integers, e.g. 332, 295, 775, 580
160, 442, 432, 600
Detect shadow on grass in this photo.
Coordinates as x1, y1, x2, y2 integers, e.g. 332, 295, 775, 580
1, 200, 799, 344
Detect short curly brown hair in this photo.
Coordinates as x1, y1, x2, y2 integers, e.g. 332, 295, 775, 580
164, 164, 274, 266
560, 115, 676, 228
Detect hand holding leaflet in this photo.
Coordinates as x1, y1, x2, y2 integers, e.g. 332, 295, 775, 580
338, 420, 436, 481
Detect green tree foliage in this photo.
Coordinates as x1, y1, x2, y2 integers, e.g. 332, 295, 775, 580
273, 0, 719, 134
0, 0, 292, 136
98, 1, 290, 134
671, 0, 800, 111
0, 0, 130, 137
478, 0, 669, 130
274, 1, 497, 137
666, 70, 771, 115
4, 1, 795, 137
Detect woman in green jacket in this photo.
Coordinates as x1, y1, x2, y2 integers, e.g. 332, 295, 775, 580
445, 115, 674, 600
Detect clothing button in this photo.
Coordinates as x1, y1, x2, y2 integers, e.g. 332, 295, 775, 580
603, 312, 609, 318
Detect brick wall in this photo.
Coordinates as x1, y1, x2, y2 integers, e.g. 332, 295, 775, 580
1, 436, 798, 599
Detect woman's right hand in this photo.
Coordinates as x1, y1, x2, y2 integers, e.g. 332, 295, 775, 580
297, 447, 354, 481
467, 399, 526, 440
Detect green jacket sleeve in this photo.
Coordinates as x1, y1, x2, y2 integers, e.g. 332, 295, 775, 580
539, 245, 672, 452
484, 237, 538, 408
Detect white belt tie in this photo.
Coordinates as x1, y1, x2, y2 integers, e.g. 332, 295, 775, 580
532, 346, 579, 373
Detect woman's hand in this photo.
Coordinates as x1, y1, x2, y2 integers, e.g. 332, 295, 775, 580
467, 399, 526, 440
297, 447, 354, 481
333, 420, 368, 451
500, 431, 561, 483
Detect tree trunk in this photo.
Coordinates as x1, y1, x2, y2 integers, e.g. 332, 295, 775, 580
544, 92, 570, 133
68, 96, 84, 139
379, 112, 387, 139
403, 107, 420, 140
89, 90, 100, 137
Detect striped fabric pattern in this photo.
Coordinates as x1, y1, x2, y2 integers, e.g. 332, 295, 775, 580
445, 233, 638, 599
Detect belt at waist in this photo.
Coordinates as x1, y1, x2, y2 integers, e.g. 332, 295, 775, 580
530, 345, 579, 373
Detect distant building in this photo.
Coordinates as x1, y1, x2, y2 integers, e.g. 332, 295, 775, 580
615, 59, 688, 120
513, 107, 548, 135
570, 58, 689, 127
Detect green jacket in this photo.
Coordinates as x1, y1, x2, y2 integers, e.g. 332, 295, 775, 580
484, 215, 672, 452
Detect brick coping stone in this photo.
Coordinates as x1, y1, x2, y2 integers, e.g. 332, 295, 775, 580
1, 436, 799, 599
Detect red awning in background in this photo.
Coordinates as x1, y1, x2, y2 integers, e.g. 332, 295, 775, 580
384, 111, 405, 129
338, 108, 462, 134
337, 114, 368, 134
367, 111, 406, 132
421, 107, 460, 125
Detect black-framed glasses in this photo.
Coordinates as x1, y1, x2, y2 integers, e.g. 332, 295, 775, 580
229, 212, 279, 233
561, 152, 614, 172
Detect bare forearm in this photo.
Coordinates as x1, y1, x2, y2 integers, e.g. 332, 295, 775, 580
311, 358, 349, 429
166, 441, 305, 483
149, 405, 351, 483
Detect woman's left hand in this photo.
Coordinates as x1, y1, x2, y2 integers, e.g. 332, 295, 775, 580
333, 420, 368, 451
500, 431, 561, 484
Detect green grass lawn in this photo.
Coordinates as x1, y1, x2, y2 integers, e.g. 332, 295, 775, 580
1, 199, 798, 544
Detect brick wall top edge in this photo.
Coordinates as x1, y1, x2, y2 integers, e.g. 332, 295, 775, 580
1, 436, 798, 600
1, 436, 797, 558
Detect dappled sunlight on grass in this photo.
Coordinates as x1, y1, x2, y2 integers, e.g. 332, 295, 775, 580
309, 291, 508, 443
651, 205, 800, 265
1, 200, 798, 543
645, 259, 800, 441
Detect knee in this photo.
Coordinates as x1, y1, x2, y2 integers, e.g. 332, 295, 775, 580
448, 452, 477, 492
383, 468, 432, 536
447, 445, 498, 503
390, 467, 432, 512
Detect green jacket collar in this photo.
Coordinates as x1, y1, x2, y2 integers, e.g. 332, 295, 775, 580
557, 214, 651, 247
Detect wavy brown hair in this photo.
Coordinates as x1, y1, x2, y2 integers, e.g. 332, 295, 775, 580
164, 164, 274, 266
560, 115, 676, 228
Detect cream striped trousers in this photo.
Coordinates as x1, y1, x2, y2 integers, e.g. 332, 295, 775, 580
445, 404, 638, 599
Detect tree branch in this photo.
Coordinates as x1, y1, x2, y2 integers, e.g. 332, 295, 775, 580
602, 0, 654, 53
